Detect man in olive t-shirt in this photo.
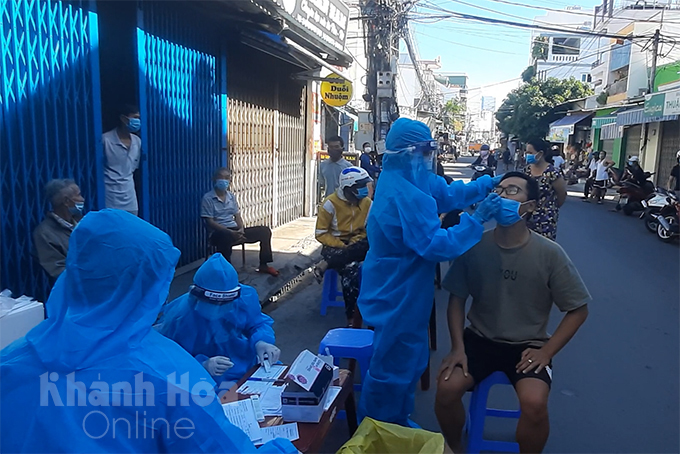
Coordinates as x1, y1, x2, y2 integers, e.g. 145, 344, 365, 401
435, 172, 590, 454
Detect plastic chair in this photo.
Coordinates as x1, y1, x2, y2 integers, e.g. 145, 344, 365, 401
318, 328, 374, 389
466, 371, 521, 454
321, 269, 345, 316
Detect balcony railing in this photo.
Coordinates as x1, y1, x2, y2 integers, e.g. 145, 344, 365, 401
608, 77, 628, 96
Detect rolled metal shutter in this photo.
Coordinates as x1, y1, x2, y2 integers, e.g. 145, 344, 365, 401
1, 0, 103, 298
624, 124, 642, 160
137, 2, 223, 266
658, 120, 680, 187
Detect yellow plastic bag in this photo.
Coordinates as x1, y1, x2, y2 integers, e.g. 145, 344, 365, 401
337, 418, 445, 454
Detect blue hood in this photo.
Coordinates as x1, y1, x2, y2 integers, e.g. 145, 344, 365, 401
26, 209, 180, 371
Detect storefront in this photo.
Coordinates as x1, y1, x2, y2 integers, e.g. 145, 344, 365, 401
547, 113, 593, 147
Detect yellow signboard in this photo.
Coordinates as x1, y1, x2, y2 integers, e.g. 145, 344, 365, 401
320, 76, 353, 107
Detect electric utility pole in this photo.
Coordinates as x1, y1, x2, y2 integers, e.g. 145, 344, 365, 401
649, 29, 661, 94
361, 0, 402, 146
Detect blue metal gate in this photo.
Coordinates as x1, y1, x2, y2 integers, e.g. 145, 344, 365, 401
0, 0, 102, 299
137, 2, 225, 266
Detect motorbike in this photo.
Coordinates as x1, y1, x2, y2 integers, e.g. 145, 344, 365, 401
641, 188, 675, 233
615, 172, 655, 215
653, 193, 680, 243
470, 164, 495, 181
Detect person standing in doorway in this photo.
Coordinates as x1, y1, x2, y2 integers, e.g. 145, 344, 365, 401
320, 136, 352, 198
101, 104, 142, 215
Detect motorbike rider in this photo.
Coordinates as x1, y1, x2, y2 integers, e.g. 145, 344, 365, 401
622, 156, 648, 187
667, 151, 680, 194
472, 145, 497, 170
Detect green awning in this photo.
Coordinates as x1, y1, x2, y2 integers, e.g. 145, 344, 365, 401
592, 116, 616, 129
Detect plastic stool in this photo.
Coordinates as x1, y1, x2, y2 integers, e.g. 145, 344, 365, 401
467, 371, 521, 454
318, 328, 374, 388
320, 269, 345, 316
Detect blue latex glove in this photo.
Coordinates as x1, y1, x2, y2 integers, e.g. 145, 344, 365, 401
472, 193, 502, 224
491, 174, 504, 186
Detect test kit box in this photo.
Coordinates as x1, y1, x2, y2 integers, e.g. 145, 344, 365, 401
281, 350, 334, 423
0, 301, 44, 349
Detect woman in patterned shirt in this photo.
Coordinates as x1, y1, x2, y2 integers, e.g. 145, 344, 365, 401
524, 139, 567, 240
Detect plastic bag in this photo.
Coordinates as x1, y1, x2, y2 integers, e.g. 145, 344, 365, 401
337, 418, 445, 454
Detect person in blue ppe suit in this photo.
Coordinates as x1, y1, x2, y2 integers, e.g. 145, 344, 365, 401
156, 254, 281, 387
357, 118, 502, 427
0, 210, 296, 454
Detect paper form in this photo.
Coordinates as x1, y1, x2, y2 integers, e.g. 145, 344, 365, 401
222, 398, 263, 442
260, 384, 284, 416
251, 364, 287, 381
237, 380, 274, 395
255, 423, 300, 445
323, 386, 342, 411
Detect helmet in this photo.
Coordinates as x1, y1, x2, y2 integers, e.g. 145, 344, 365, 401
676, 150, 680, 159
339, 166, 372, 191
480, 144, 490, 151
628, 156, 639, 163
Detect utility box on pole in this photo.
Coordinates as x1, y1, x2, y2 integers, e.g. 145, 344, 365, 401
354, 111, 374, 149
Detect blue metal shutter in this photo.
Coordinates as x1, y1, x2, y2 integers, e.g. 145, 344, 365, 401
1, 0, 103, 299
137, 2, 224, 266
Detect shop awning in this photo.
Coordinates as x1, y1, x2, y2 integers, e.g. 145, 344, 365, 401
592, 116, 616, 129
549, 113, 592, 128
616, 107, 679, 126
601, 122, 622, 140
547, 113, 592, 143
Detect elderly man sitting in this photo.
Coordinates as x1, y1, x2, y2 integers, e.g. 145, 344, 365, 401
33, 179, 85, 281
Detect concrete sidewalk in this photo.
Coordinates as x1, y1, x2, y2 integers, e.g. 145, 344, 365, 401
168, 217, 322, 305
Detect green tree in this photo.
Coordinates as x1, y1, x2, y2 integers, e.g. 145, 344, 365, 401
532, 36, 549, 61
443, 98, 465, 132
521, 65, 536, 83
495, 77, 593, 142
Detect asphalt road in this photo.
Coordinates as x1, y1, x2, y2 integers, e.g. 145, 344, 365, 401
266, 156, 680, 453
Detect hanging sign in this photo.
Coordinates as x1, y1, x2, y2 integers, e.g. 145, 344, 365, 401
320, 76, 352, 107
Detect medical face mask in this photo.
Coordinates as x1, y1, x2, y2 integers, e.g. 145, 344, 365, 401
356, 187, 369, 199
68, 200, 84, 216
480, 150, 489, 158
364, 147, 372, 153
215, 179, 230, 191
496, 198, 529, 226
526, 153, 537, 165
127, 117, 141, 132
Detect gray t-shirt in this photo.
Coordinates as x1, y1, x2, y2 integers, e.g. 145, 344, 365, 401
102, 129, 141, 212
320, 158, 352, 198
443, 230, 591, 345
201, 190, 239, 229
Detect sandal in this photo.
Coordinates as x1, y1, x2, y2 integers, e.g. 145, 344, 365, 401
256, 266, 280, 277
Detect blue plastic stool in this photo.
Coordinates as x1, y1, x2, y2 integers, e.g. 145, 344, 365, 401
318, 328, 374, 388
320, 269, 344, 316
466, 371, 521, 454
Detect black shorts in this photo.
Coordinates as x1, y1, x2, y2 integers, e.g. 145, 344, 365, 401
593, 179, 607, 189
464, 329, 552, 388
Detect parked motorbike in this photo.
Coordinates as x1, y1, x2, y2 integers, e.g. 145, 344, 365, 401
470, 164, 495, 181
641, 188, 675, 233
654, 193, 680, 243
615, 172, 655, 215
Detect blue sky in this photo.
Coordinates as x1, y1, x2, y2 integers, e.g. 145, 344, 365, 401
409, 0, 603, 104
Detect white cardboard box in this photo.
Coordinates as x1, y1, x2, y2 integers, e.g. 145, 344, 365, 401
0, 301, 45, 349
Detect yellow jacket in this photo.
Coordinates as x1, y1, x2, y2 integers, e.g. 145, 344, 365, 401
315, 193, 372, 248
